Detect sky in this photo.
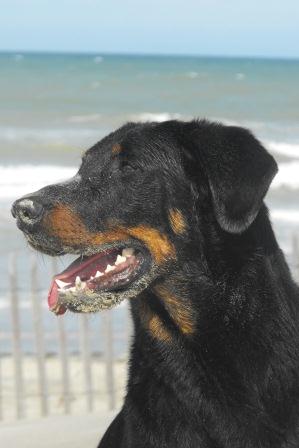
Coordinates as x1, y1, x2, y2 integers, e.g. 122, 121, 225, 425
1, 0, 299, 58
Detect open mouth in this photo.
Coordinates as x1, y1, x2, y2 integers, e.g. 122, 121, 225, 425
48, 245, 149, 315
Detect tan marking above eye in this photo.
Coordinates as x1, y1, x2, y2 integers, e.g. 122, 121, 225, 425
111, 143, 122, 155
154, 284, 195, 335
168, 208, 187, 235
45, 205, 176, 264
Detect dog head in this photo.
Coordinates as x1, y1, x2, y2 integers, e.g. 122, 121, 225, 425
11, 120, 277, 315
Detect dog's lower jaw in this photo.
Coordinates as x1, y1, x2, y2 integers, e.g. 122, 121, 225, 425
54, 261, 160, 314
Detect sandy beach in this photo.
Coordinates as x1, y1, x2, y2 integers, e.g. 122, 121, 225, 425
0, 411, 117, 448
0, 354, 127, 422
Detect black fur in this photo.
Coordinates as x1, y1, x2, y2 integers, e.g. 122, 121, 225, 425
12, 120, 299, 447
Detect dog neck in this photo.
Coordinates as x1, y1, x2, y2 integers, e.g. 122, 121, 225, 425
127, 208, 299, 447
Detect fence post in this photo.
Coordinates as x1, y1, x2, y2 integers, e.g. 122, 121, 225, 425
102, 311, 116, 410
126, 302, 133, 353
30, 255, 48, 416
0, 355, 2, 420
9, 252, 25, 419
79, 314, 93, 412
292, 234, 299, 282
52, 259, 71, 414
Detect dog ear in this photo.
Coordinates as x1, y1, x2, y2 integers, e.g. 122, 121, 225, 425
184, 121, 278, 234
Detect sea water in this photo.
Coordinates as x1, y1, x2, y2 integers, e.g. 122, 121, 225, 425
0, 52, 298, 353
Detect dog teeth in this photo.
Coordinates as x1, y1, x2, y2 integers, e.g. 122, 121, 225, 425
95, 270, 104, 278
75, 276, 81, 287
75, 276, 86, 291
55, 279, 71, 289
122, 248, 134, 258
115, 254, 126, 265
105, 264, 115, 273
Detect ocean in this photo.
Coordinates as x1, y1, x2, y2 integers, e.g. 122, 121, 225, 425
0, 52, 299, 353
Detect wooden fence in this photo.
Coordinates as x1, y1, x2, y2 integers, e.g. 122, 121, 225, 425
0, 235, 299, 422
0, 253, 132, 421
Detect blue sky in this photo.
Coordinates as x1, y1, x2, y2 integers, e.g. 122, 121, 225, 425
1, 0, 299, 58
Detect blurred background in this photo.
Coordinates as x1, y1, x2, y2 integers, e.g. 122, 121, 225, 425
0, 0, 299, 446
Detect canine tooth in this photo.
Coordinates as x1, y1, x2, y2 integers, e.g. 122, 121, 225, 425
75, 276, 81, 287
55, 279, 71, 289
122, 248, 134, 257
95, 271, 104, 278
75, 280, 86, 291
105, 264, 115, 273
115, 254, 126, 265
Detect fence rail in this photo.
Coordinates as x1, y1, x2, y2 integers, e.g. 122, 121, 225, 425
1, 235, 299, 422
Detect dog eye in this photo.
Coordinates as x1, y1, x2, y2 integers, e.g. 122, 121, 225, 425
109, 166, 135, 181
121, 161, 138, 173
110, 159, 138, 176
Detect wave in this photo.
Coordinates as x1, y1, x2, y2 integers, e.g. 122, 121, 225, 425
0, 158, 299, 202
267, 141, 299, 159
272, 161, 299, 189
1, 120, 299, 158
129, 112, 183, 122
0, 165, 77, 200
0, 126, 102, 143
93, 55, 103, 63
270, 209, 299, 223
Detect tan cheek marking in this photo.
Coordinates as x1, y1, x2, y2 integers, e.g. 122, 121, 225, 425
93, 225, 176, 264
168, 208, 187, 235
46, 205, 128, 246
154, 285, 195, 335
45, 205, 92, 245
46, 207, 176, 264
111, 143, 122, 155
127, 226, 176, 264
140, 300, 172, 342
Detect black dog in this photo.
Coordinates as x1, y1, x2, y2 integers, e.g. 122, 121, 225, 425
12, 120, 299, 447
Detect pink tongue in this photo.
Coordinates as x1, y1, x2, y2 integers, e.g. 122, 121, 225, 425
48, 281, 67, 315
47, 250, 119, 315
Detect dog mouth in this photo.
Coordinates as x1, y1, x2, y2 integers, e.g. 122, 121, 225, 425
48, 245, 150, 315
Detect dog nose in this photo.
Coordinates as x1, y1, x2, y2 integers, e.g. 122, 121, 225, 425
11, 198, 44, 226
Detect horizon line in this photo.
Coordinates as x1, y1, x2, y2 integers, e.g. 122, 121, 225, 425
0, 49, 299, 62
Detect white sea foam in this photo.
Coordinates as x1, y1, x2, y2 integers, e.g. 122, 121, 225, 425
267, 141, 299, 159
130, 112, 182, 122
93, 56, 103, 64
270, 209, 299, 224
272, 161, 299, 189
0, 126, 101, 143
186, 71, 199, 79
0, 158, 298, 203
0, 165, 77, 200
235, 73, 245, 80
